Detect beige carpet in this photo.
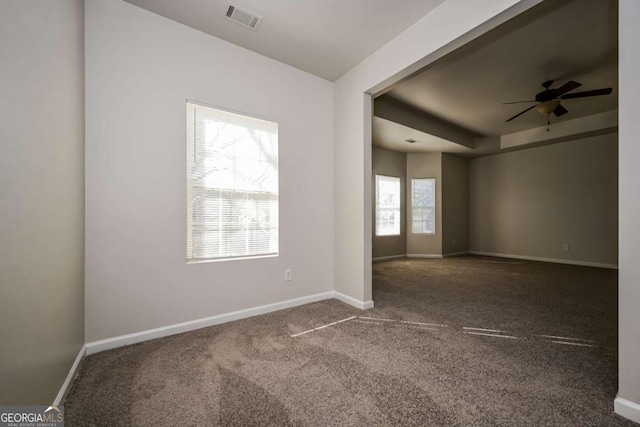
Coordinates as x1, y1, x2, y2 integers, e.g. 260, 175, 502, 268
65, 256, 636, 426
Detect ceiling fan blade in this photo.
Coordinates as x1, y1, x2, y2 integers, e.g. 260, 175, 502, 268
554, 80, 582, 96
553, 104, 569, 117
502, 100, 537, 104
560, 88, 613, 99
505, 104, 537, 122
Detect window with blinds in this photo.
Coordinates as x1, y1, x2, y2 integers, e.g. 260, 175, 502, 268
411, 178, 435, 234
186, 101, 279, 262
375, 175, 401, 236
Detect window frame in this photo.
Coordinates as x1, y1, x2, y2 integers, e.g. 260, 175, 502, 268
186, 100, 279, 263
411, 177, 436, 235
375, 174, 402, 237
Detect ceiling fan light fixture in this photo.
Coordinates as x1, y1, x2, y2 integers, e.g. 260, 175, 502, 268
535, 99, 561, 115
504, 80, 612, 124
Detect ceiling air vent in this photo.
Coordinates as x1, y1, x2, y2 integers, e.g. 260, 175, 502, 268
225, 3, 262, 30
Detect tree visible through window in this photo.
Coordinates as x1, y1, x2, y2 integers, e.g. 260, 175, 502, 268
412, 178, 435, 234
186, 101, 278, 262
375, 175, 401, 236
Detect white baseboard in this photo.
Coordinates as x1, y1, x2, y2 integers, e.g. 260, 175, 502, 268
443, 251, 469, 258
406, 254, 443, 259
469, 251, 618, 269
334, 291, 374, 310
614, 394, 640, 423
372, 254, 406, 262
85, 291, 376, 355
86, 291, 335, 355
53, 344, 86, 406
59, 290, 377, 401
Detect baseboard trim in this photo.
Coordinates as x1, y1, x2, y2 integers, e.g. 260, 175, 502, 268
614, 394, 640, 423
53, 344, 86, 406
469, 251, 618, 269
443, 251, 469, 258
86, 291, 335, 355
407, 254, 443, 259
372, 254, 406, 262
334, 291, 374, 310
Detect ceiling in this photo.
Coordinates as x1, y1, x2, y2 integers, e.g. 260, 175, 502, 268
375, 0, 618, 151
373, 117, 475, 155
124, 0, 445, 81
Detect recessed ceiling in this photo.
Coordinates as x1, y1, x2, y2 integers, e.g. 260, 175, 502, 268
373, 117, 475, 155
123, 0, 445, 81
376, 0, 618, 145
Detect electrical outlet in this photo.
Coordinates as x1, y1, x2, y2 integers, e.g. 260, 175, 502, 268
284, 269, 292, 282
562, 243, 570, 251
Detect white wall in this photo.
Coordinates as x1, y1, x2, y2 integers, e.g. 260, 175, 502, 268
85, 0, 334, 342
618, 0, 640, 415
0, 0, 85, 404
334, 0, 541, 304
470, 134, 618, 267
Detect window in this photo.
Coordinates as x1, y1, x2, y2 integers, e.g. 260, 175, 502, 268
412, 178, 435, 234
375, 175, 401, 236
186, 101, 278, 262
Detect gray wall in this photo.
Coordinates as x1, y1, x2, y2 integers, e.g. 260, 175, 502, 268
0, 0, 85, 404
372, 147, 407, 259
442, 154, 470, 255
406, 152, 442, 256
470, 133, 618, 266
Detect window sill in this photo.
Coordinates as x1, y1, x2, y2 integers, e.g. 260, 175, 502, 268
187, 253, 278, 264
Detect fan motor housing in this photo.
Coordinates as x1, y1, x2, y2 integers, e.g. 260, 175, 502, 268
535, 89, 556, 103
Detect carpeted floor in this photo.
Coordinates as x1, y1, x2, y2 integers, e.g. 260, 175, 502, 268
65, 256, 636, 426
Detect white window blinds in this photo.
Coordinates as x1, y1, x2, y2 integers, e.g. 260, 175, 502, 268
375, 175, 401, 236
186, 102, 279, 262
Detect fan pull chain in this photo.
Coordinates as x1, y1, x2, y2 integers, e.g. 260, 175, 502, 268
547, 114, 550, 132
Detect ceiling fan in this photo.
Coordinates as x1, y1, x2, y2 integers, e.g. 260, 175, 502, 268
504, 80, 613, 130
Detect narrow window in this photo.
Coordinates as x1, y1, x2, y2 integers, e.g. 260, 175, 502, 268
375, 175, 401, 236
186, 101, 278, 262
412, 178, 435, 234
